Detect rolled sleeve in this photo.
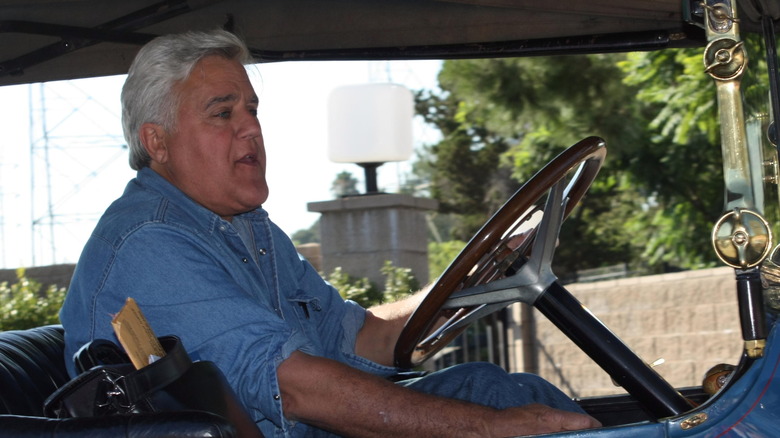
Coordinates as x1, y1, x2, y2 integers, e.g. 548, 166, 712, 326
234, 326, 314, 436
339, 299, 367, 355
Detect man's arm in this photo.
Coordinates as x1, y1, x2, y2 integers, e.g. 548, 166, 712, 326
278, 351, 598, 438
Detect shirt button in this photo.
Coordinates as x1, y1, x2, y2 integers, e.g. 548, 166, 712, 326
218, 225, 227, 232
259, 248, 267, 255
273, 394, 281, 400
241, 257, 249, 263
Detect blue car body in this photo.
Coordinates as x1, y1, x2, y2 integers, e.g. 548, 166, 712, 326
551, 315, 780, 438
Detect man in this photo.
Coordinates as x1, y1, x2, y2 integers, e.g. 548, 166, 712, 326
60, 29, 600, 437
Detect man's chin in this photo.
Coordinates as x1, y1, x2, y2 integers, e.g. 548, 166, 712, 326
256, 188, 269, 206
246, 191, 269, 212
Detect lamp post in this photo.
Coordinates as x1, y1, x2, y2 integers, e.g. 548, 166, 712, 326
327, 83, 414, 194
358, 162, 382, 194
310, 83, 437, 287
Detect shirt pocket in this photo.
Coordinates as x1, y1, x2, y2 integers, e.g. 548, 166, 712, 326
287, 295, 322, 324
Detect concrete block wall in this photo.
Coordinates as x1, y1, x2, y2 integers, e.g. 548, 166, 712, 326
519, 267, 744, 398
0, 264, 75, 291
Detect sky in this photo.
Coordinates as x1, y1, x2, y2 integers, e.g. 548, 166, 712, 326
0, 60, 442, 269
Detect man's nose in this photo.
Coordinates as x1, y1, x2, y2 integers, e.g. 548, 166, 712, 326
238, 110, 262, 139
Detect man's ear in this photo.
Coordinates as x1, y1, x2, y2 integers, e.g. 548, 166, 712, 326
139, 123, 169, 164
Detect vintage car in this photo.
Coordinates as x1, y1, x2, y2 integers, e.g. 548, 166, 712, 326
1, 0, 779, 437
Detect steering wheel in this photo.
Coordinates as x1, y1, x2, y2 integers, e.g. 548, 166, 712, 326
393, 136, 693, 419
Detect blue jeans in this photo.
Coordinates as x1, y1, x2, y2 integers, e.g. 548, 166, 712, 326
398, 362, 584, 413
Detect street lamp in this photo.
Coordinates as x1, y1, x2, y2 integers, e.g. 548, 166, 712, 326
327, 83, 414, 194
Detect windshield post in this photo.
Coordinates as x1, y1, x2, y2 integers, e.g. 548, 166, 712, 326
705, 0, 770, 359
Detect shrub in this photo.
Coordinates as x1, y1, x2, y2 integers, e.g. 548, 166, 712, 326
0, 269, 66, 331
380, 261, 419, 303
328, 266, 383, 308
328, 261, 418, 308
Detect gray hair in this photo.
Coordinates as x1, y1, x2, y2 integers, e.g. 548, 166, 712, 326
122, 29, 254, 170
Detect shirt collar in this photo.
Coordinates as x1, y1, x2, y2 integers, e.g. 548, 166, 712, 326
136, 167, 268, 232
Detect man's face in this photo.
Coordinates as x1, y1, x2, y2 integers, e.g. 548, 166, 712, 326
147, 55, 268, 220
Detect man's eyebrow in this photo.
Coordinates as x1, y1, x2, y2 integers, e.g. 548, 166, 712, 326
204, 93, 259, 109
205, 94, 238, 109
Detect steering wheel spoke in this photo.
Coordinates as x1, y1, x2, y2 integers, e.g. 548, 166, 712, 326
421, 303, 505, 345
443, 276, 536, 309
528, 179, 567, 278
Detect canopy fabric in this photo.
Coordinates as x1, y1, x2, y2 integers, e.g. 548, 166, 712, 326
0, 0, 772, 86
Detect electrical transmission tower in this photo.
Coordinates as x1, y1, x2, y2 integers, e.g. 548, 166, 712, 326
26, 78, 132, 267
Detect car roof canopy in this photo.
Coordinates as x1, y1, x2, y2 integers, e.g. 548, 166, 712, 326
0, 0, 775, 86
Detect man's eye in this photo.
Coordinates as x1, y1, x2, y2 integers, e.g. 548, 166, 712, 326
216, 111, 231, 119
249, 109, 258, 117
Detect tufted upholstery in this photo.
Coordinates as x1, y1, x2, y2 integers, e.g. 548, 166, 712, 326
0, 325, 70, 417
0, 325, 245, 437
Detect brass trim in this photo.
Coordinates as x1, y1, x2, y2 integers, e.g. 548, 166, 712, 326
745, 339, 766, 358
681, 412, 709, 430
704, 38, 746, 81
712, 209, 773, 268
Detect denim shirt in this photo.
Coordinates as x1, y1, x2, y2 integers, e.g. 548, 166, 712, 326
60, 167, 400, 437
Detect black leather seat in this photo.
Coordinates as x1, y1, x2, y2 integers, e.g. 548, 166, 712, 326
0, 325, 243, 437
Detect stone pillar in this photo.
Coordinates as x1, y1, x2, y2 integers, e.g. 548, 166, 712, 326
295, 243, 322, 273
307, 194, 438, 289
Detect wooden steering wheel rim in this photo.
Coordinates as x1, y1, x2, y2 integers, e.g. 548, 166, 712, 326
394, 136, 607, 368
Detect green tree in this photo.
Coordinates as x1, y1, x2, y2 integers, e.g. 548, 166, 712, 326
414, 89, 518, 240
331, 171, 361, 197
616, 48, 724, 269
418, 55, 653, 276
415, 41, 774, 275
291, 219, 320, 245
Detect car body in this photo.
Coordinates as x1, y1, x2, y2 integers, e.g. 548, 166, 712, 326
2, 0, 780, 436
